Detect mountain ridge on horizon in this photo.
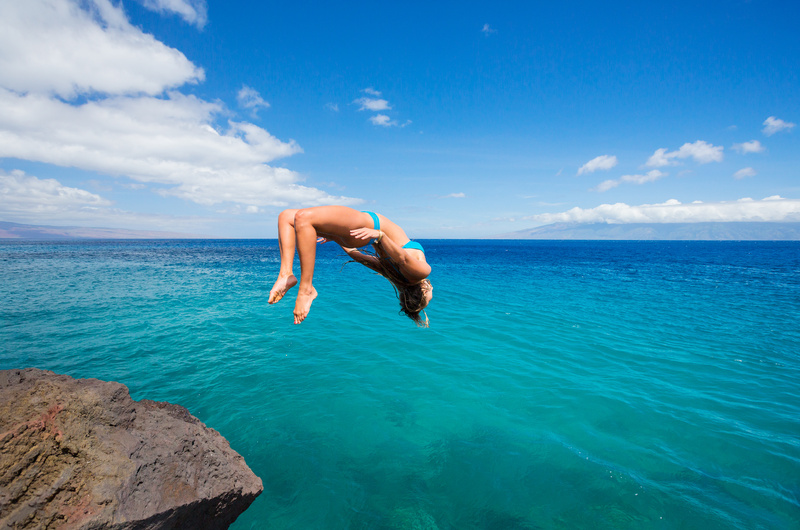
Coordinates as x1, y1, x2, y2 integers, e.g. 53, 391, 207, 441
0, 221, 206, 240
3, 220, 800, 241
494, 222, 800, 240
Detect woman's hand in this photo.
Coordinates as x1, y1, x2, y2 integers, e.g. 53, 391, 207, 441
319, 235, 346, 245
349, 227, 381, 241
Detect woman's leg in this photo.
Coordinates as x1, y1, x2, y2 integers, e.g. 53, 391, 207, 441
290, 206, 372, 323
268, 209, 299, 304
291, 208, 320, 324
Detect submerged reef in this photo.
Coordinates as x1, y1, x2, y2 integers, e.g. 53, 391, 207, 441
0, 368, 262, 529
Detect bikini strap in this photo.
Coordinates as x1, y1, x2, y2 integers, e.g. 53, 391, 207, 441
362, 211, 380, 231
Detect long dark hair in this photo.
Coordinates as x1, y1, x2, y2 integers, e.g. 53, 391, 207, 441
351, 244, 431, 327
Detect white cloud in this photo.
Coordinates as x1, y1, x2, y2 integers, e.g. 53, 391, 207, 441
622, 170, 667, 185
0, 170, 210, 231
366, 115, 411, 128
237, 85, 270, 113
733, 167, 757, 179
644, 148, 671, 168
645, 140, 723, 167
762, 116, 795, 136
443, 192, 466, 198
355, 97, 391, 112
325, 102, 339, 112
354, 88, 409, 127
0, 0, 354, 209
369, 114, 394, 126
481, 24, 496, 35
594, 180, 619, 192
677, 141, 724, 163
140, 0, 208, 29
527, 196, 800, 225
0, 89, 358, 207
0, 0, 204, 98
732, 140, 765, 154
0, 170, 111, 214
216, 204, 261, 215
594, 170, 666, 192
577, 155, 618, 175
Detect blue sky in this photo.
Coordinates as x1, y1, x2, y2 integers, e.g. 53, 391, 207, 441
1, 0, 798, 238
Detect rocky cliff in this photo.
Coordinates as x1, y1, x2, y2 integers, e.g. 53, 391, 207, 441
0, 368, 262, 529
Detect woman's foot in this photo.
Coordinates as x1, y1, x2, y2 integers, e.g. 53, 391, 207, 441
293, 287, 318, 324
268, 274, 297, 304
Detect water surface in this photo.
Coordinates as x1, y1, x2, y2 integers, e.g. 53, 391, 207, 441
1, 239, 798, 529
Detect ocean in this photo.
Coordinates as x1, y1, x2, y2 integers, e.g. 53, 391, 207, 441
1, 239, 798, 529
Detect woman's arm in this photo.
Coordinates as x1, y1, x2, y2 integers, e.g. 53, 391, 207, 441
340, 245, 382, 272
349, 228, 431, 282
375, 233, 431, 282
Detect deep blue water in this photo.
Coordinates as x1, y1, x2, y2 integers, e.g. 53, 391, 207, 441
1, 239, 799, 529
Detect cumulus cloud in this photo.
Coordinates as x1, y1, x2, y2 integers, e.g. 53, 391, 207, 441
577, 155, 618, 175
355, 96, 391, 112
481, 24, 496, 35
139, 0, 208, 29
0, 0, 354, 210
733, 167, 757, 179
645, 140, 723, 167
237, 85, 270, 114
0, 170, 111, 214
594, 170, 666, 192
353, 88, 410, 127
732, 140, 765, 154
0, 89, 358, 207
0, 0, 204, 98
762, 116, 796, 136
369, 114, 393, 126
0, 170, 210, 230
526, 196, 800, 225
367, 115, 412, 128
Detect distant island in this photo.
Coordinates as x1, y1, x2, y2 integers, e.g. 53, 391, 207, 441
4, 220, 800, 241
0, 221, 205, 240
495, 222, 800, 240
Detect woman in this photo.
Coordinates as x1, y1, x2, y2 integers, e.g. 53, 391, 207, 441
268, 206, 433, 325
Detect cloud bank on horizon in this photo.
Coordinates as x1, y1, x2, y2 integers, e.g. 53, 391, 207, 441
562, 127, 799, 226
527, 197, 800, 225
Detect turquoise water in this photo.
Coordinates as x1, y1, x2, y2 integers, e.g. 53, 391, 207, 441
1, 239, 798, 529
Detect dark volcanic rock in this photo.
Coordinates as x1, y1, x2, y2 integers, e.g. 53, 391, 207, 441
0, 368, 262, 529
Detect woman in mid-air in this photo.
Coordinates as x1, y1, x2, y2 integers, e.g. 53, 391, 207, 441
268, 206, 433, 326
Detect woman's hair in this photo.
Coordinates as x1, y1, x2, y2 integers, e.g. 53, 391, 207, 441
355, 244, 431, 327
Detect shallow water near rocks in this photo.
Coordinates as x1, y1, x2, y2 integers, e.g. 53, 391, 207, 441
2, 239, 798, 529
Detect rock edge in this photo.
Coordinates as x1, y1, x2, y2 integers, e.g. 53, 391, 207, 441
0, 368, 262, 529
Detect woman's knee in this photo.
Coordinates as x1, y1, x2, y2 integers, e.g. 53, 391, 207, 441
278, 209, 299, 226
293, 208, 315, 228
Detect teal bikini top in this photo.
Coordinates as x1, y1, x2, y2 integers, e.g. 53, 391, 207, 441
402, 241, 425, 253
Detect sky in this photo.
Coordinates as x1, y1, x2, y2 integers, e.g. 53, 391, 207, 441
0, 0, 798, 238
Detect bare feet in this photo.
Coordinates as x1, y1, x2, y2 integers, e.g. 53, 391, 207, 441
268, 274, 297, 304
293, 286, 318, 324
